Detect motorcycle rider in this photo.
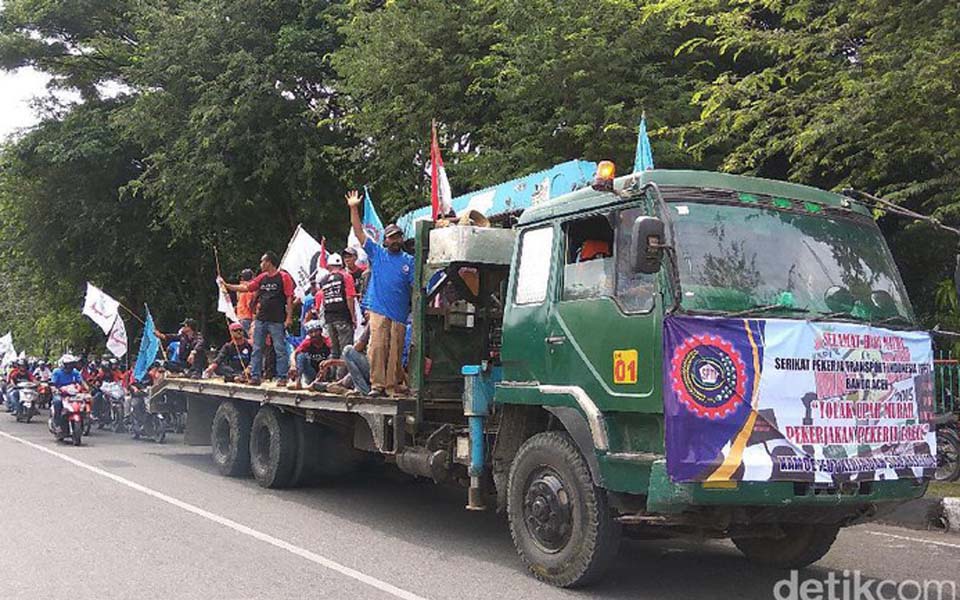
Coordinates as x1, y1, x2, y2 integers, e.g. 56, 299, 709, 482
51, 355, 88, 437
5, 359, 35, 413
33, 360, 52, 383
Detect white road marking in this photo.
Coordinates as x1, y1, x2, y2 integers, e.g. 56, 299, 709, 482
0, 430, 429, 600
867, 530, 960, 550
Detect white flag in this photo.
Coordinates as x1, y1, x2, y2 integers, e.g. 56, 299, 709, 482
106, 317, 128, 358
82, 282, 121, 334
0, 332, 13, 358
217, 282, 239, 323
0, 332, 15, 366
279, 224, 326, 300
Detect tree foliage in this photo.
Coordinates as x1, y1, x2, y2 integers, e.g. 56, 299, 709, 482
0, 0, 958, 354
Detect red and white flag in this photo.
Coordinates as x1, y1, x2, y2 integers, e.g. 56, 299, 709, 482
106, 316, 128, 358
430, 121, 452, 220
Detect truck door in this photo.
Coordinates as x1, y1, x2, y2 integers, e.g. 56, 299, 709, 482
500, 224, 557, 383
544, 207, 661, 412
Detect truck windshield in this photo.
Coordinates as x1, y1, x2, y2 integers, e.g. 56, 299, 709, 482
668, 201, 915, 323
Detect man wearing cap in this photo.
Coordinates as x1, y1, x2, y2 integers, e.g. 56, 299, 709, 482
203, 323, 253, 382
316, 252, 357, 374
342, 247, 367, 300
289, 320, 331, 389
156, 318, 207, 377
219, 251, 295, 387
346, 190, 414, 397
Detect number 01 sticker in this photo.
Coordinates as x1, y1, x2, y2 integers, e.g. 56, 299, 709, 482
613, 349, 638, 384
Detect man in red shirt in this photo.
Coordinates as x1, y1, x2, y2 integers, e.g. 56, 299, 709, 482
220, 251, 295, 386
289, 320, 331, 389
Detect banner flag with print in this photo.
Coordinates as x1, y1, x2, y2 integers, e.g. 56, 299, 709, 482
279, 224, 326, 301
82, 282, 121, 334
106, 316, 128, 358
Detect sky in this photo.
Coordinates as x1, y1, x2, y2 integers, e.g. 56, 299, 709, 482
0, 67, 50, 141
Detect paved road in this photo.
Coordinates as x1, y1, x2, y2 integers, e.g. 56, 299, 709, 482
0, 417, 957, 600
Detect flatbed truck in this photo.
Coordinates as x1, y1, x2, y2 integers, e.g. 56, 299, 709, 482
152, 165, 938, 587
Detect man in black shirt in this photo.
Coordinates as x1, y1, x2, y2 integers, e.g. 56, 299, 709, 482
316, 253, 357, 376
220, 251, 295, 387
156, 318, 207, 378
203, 323, 252, 382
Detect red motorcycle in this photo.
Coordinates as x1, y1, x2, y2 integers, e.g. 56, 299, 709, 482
48, 384, 90, 446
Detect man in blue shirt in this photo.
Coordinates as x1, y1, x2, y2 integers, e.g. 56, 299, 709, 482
50, 354, 87, 437
346, 190, 414, 397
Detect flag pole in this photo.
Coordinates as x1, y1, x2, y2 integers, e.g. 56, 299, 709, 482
213, 245, 246, 373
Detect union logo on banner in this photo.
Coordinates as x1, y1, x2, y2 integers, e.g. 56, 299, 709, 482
363, 224, 382, 244
670, 334, 747, 419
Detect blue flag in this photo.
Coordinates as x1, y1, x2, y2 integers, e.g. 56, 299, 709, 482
633, 114, 655, 173
133, 305, 160, 382
362, 186, 384, 243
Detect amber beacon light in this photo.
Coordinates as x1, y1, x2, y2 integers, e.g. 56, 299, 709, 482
592, 160, 616, 191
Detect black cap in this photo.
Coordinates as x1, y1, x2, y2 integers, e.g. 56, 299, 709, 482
240, 268, 254, 281
181, 318, 198, 330
342, 247, 358, 257
384, 223, 403, 239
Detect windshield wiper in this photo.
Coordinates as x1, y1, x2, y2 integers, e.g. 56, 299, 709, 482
726, 304, 811, 318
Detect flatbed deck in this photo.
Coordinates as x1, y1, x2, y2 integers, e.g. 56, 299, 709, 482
151, 375, 415, 417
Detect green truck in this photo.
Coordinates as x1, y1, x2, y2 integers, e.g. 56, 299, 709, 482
153, 164, 937, 587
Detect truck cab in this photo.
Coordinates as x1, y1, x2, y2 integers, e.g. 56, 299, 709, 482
413, 167, 935, 586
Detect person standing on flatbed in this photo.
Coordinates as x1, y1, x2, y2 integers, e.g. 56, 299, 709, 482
345, 190, 414, 398
219, 251, 295, 387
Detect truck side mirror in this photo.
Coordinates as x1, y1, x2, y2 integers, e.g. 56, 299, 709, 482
630, 216, 665, 274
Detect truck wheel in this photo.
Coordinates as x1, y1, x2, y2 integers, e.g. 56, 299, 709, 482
212, 402, 252, 477
732, 523, 839, 568
507, 431, 621, 588
250, 406, 297, 489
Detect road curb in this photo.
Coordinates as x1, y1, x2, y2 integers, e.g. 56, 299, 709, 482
876, 496, 960, 534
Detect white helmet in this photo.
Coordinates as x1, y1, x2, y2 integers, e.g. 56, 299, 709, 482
304, 320, 323, 333
327, 253, 343, 267
60, 353, 79, 366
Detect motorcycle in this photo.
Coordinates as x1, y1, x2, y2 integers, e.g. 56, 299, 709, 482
14, 381, 39, 423
129, 384, 165, 443
36, 382, 52, 410
48, 384, 90, 446
100, 381, 126, 432
935, 415, 960, 482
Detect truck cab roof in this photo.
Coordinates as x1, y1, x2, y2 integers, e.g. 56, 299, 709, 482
517, 169, 862, 226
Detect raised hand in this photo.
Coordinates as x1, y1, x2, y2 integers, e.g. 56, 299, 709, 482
345, 190, 362, 207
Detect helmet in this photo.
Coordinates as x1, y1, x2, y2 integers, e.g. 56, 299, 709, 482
304, 320, 323, 333
60, 353, 79, 366
17, 358, 27, 368
327, 253, 343, 267
109, 358, 119, 368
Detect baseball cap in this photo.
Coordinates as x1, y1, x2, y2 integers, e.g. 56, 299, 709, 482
228, 322, 243, 332
181, 318, 198, 330
328, 253, 343, 267
342, 247, 358, 257
384, 223, 403, 239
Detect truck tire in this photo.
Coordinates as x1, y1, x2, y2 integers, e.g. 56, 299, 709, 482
211, 402, 252, 477
732, 523, 839, 568
291, 419, 322, 487
507, 431, 621, 588
250, 406, 298, 489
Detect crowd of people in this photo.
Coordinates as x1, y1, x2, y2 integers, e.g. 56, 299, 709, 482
2, 191, 418, 415
204, 190, 415, 398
